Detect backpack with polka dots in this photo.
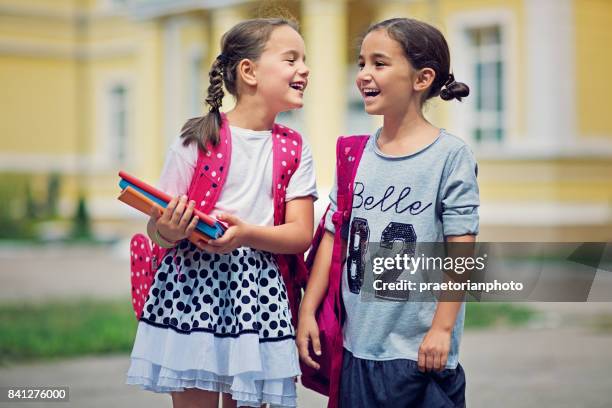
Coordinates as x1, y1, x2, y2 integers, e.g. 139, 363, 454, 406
299, 135, 369, 407
130, 112, 309, 323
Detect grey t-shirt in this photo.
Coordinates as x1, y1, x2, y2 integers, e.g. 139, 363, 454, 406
324, 128, 479, 368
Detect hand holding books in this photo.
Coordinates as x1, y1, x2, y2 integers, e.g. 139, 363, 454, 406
148, 195, 201, 247
117, 171, 226, 247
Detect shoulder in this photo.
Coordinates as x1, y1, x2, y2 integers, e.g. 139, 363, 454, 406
436, 130, 476, 162
273, 123, 312, 158
435, 131, 478, 180
273, 123, 302, 143
169, 136, 199, 167
438, 130, 471, 150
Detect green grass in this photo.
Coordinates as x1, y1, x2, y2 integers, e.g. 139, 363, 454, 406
589, 313, 612, 333
0, 299, 536, 364
464, 302, 537, 329
0, 299, 138, 364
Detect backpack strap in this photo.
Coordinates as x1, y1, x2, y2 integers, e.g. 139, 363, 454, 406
187, 112, 232, 213
305, 135, 369, 268
334, 135, 369, 226
327, 134, 369, 407
300, 134, 369, 401
271, 123, 304, 327
271, 123, 302, 226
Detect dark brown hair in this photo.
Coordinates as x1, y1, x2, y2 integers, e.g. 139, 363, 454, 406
364, 18, 469, 103
181, 18, 299, 152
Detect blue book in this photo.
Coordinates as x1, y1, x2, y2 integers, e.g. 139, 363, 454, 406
119, 179, 224, 239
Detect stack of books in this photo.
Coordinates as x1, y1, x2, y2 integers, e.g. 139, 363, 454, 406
117, 171, 226, 242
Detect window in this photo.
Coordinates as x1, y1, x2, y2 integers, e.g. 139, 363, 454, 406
467, 25, 504, 143
109, 84, 128, 163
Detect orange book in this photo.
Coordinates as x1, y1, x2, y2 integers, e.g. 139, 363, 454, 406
118, 186, 209, 246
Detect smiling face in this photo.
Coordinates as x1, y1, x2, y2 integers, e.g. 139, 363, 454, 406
253, 25, 309, 112
356, 29, 418, 116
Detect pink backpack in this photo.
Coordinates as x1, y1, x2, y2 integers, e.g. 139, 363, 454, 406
299, 135, 369, 408
130, 112, 309, 327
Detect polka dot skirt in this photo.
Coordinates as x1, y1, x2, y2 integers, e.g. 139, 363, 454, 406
139, 241, 294, 341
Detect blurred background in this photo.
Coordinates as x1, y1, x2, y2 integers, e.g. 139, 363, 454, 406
0, 0, 611, 407
0, 0, 610, 242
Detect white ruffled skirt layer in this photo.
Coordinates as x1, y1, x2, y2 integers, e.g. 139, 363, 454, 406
126, 322, 300, 407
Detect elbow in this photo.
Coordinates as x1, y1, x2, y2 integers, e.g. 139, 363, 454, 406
295, 232, 313, 253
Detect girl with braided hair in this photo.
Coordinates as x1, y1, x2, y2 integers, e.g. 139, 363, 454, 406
127, 18, 316, 408
298, 18, 479, 407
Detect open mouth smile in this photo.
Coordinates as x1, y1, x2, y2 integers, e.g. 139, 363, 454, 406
362, 87, 381, 98
290, 82, 306, 91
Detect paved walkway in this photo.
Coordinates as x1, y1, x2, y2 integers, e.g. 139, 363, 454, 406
1, 327, 611, 408
1, 245, 612, 407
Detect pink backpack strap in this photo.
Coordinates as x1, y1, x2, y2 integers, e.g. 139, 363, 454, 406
271, 123, 305, 327
187, 112, 232, 214
271, 123, 302, 225
335, 135, 369, 220
327, 135, 369, 407
305, 135, 368, 268
299, 135, 369, 403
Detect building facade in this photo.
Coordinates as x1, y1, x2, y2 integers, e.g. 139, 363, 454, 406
1, 0, 611, 240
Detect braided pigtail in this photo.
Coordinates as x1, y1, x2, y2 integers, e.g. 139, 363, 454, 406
180, 56, 226, 152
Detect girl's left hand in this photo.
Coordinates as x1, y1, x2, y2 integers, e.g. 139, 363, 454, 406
417, 327, 451, 372
198, 213, 250, 254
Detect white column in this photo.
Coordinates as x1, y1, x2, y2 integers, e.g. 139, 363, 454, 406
302, 0, 348, 188
525, 0, 575, 148
135, 20, 164, 179
375, 0, 412, 21
162, 15, 186, 149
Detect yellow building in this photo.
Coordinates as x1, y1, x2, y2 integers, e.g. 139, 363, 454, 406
1, 0, 610, 241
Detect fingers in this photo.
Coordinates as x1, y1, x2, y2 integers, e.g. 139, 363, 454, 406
311, 330, 322, 357
184, 215, 199, 238
217, 212, 239, 226
433, 352, 442, 372
440, 353, 448, 372
194, 237, 210, 250
149, 206, 162, 221
170, 195, 188, 225
418, 348, 426, 372
297, 332, 320, 370
425, 352, 435, 372
205, 228, 236, 250
207, 234, 230, 247
419, 349, 441, 372
179, 200, 196, 230
161, 196, 179, 223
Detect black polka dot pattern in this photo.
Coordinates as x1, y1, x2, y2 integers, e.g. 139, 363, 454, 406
140, 246, 294, 341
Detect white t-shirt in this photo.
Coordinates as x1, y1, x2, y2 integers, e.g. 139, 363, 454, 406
158, 125, 318, 227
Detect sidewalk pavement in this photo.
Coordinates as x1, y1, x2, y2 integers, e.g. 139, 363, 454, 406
1, 245, 612, 407
1, 327, 612, 407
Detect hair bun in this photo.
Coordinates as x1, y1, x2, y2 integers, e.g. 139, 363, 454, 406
440, 75, 470, 102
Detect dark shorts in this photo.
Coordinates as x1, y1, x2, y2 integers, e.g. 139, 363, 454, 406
340, 349, 466, 408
